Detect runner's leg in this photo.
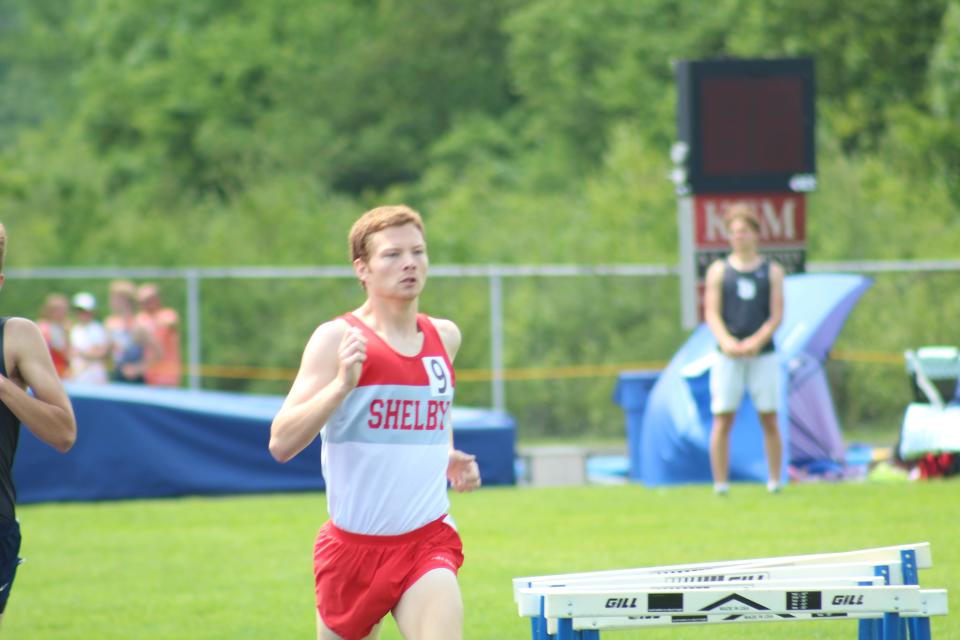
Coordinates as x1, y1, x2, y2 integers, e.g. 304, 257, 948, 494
393, 569, 463, 640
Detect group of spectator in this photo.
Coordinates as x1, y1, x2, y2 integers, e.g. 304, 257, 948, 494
35, 281, 182, 387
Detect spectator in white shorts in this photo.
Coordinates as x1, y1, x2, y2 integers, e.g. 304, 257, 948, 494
703, 203, 785, 495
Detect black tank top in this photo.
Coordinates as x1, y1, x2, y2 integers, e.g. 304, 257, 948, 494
0, 318, 21, 521
721, 259, 774, 354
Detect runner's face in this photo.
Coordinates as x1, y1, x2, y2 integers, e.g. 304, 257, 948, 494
360, 224, 428, 299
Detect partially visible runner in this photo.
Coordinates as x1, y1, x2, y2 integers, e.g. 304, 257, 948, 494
270, 205, 481, 640
0, 222, 77, 626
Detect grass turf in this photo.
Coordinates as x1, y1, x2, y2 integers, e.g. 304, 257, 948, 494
6, 480, 958, 639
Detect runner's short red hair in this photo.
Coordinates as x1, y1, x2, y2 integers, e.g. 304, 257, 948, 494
349, 205, 425, 263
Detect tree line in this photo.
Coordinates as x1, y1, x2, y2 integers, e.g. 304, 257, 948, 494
0, 0, 958, 438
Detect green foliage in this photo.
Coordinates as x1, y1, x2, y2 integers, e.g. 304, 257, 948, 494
729, 0, 949, 149
0, 0, 958, 438
928, 0, 960, 120
0, 0, 83, 147
504, 0, 740, 157
828, 271, 960, 433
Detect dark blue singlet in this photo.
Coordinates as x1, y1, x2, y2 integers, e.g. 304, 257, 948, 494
0, 318, 23, 612
720, 259, 774, 354
0, 318, 20, 523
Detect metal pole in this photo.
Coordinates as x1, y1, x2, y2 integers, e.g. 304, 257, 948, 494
489, 272, 506, 413
677, 196, 697, 329
186, 270, 201, 390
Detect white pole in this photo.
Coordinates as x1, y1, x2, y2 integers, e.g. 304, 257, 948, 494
677, 196, 697, 329
489, 272, 505, 413
186, 270, 201, 390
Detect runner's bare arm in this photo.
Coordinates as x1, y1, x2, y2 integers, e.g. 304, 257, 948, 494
269, 320, 365, 463
0, 318, 76, 452
432, 317, 462, 448
431, 317, 461, 363
431, 317, 480, 491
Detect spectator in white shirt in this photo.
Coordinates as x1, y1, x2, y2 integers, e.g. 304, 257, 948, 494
69, 292, 110, 384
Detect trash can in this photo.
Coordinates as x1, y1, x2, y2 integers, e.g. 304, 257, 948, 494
613, 370, 661, 481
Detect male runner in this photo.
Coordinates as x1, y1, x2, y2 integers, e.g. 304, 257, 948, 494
269, 205, 481, 640
0, 222, 77, 624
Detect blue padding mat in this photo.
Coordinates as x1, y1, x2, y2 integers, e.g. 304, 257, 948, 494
14, 384, 516, 504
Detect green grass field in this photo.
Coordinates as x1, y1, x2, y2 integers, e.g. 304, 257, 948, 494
6, 480, 958, 639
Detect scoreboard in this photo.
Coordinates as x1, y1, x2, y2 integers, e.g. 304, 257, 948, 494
673, 57, 816, 327
674, 57, 816, 195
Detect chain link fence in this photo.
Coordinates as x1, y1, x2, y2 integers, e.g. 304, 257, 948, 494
6, 261, 959, 442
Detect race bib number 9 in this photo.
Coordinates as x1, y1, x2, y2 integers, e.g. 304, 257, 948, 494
422, 357, 453, 397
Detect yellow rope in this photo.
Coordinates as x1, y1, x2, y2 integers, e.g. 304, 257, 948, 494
197, 351, 902, 383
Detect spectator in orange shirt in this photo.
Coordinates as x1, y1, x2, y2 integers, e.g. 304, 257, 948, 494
136, 283, 182, 387
37, 294, 71, 379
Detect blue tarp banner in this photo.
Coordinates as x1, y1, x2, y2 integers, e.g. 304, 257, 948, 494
14, 384, 516, 504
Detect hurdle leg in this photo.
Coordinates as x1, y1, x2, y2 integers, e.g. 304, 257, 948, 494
899, 549, 932, 640
912, 615, 932, 640
556, 617, 574, 640
883, 612, 903, 640
535, 596, 553, 640
860, 570, 888, 640
859, 619, 881, 640
555, 618, 590, 640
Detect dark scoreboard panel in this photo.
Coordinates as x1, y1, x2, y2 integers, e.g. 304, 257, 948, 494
675, 58, 816, 193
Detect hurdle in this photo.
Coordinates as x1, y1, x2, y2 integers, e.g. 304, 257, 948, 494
514, 543, 948, 640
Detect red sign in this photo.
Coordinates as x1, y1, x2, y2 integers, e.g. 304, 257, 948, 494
693, 193, 806, 279
694, 193, 806, 248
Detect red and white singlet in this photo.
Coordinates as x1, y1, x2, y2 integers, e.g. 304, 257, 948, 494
320, 313, 456, 535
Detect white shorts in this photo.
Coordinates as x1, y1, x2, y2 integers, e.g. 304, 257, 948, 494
709, 351, 780, 414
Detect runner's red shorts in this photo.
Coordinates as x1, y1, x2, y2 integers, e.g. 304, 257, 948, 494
313, 515, 464, 640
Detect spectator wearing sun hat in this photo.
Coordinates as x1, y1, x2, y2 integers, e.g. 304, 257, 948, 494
68, 292, 110, 384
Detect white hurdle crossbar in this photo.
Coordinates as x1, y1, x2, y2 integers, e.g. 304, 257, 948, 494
514, 543, 945, 640
517, 561, 911, 617
536, 577, 895, 637
576, 589, 948, 631
513, 542, 932, 598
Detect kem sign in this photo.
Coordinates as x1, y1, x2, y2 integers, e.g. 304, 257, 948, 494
695, 194, 806, 248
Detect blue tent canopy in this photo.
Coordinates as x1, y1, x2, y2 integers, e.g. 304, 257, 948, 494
633, 273, 872, 486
